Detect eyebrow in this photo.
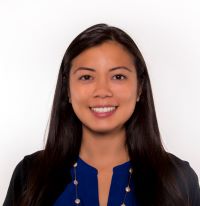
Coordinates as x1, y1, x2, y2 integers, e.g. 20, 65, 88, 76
72, 66, 133, 74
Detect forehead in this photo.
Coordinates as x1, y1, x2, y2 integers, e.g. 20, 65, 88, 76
71, 41, 135, 70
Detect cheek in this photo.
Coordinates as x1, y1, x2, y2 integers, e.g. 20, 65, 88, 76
69, 82, 91, 104
118, 92, 138, 120
113, 84, 138, 103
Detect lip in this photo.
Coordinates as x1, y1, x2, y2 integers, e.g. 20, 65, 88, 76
89, 106, 118, 118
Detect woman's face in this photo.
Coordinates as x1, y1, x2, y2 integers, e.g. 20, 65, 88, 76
69, 41, 139, 134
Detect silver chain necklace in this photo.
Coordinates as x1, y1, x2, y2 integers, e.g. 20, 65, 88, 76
73, 161, 133, 206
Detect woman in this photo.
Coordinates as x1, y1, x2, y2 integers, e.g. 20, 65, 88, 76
3, 23, 200, 206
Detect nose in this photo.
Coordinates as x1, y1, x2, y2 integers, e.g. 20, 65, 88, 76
93, 78, 113, 98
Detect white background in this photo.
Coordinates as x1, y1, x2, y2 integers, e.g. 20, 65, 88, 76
0, 0, 200, 204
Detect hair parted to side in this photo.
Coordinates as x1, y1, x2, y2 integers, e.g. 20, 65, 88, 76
19, 23, 188, 206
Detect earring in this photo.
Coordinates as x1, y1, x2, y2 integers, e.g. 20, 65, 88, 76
136, 96, 140, 102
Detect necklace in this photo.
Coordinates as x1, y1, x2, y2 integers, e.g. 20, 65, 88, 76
73, 161, 133, 206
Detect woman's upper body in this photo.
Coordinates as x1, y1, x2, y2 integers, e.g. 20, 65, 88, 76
3, 24, 200, 206
3, 150, 200, 206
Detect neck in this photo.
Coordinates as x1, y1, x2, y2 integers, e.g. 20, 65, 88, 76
79, 126, 130, 170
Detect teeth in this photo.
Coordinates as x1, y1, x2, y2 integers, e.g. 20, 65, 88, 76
91, 106, 117, 113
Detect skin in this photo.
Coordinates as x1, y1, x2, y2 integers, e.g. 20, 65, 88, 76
68, 41, 140, 205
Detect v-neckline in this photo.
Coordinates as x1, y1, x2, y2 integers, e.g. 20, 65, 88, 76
75, 157, 133, 206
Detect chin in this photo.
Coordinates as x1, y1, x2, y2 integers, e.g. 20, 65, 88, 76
83, 123, 124, 134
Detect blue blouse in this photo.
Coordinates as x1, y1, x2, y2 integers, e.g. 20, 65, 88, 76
53, 157, 137, 206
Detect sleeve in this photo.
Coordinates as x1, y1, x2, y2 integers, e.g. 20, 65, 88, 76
185, 162, 200, 206
3, 159, 27, 206
3, 151, 42, 206
169, 153, 200, 206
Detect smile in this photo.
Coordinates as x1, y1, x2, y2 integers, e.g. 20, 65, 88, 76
90, 106, 117, 113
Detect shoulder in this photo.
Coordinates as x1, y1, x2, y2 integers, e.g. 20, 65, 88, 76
168, 153, 198, 179
20, 150, 43, 168
167, 152, 199, 183
167, 153, 200, 205
167, 153, 191, 170
13, 150, 43, 179
13, 150, 43, 177
15, 150, 43, 185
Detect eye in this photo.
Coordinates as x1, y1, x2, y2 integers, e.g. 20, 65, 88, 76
112, 74, 127, 80
78, 75, 93, 81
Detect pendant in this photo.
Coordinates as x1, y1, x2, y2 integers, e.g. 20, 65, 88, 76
75, 198, 80, 204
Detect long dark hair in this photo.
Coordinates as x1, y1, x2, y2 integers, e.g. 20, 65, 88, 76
19, 24, 189, 206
